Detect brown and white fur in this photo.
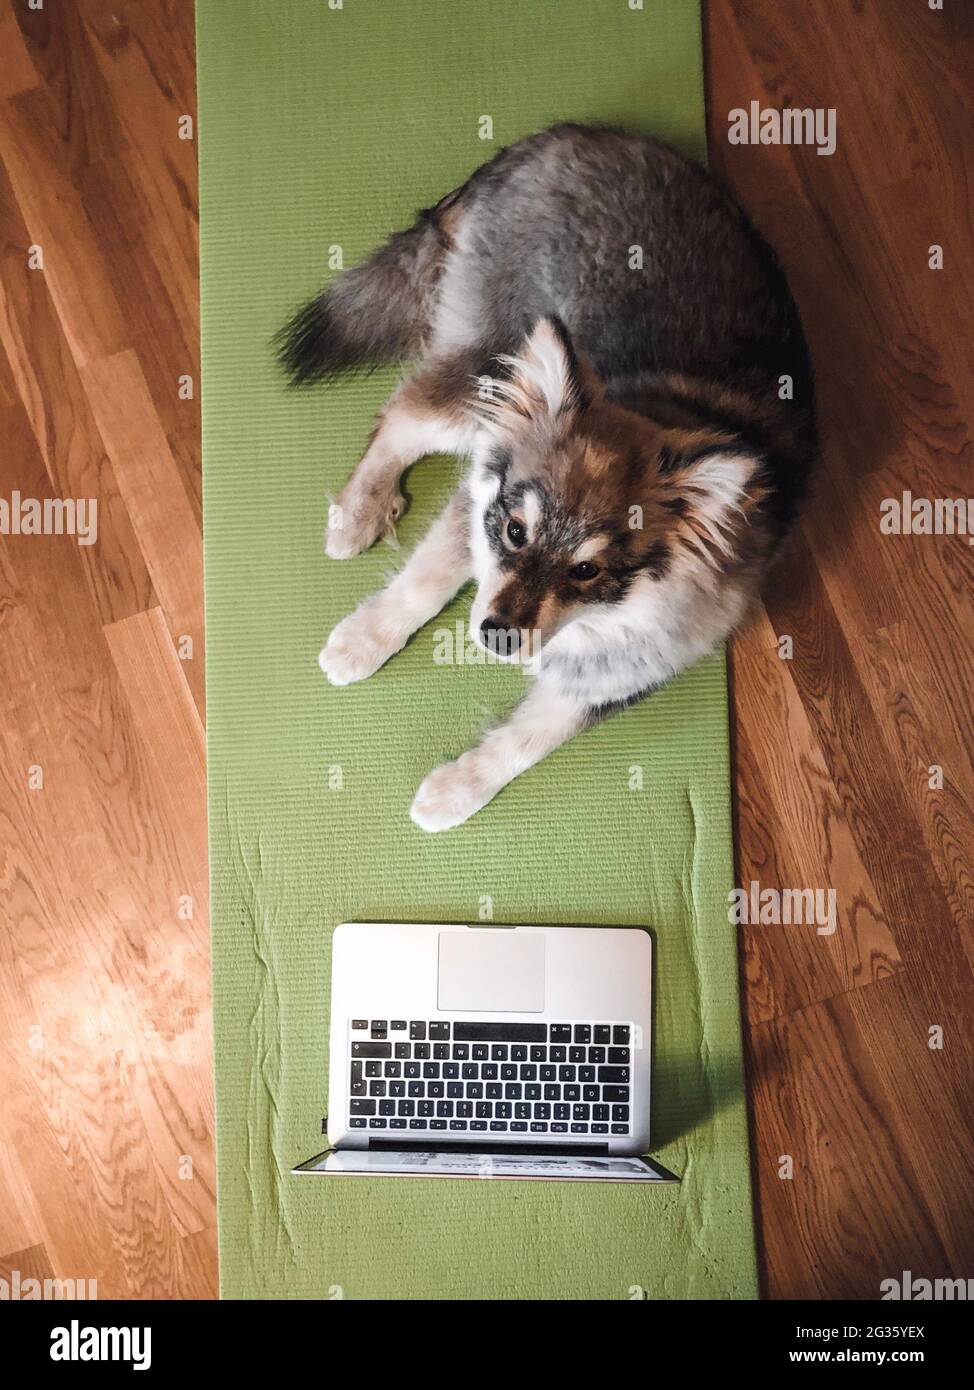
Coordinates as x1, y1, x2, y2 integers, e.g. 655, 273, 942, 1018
279, 124, 816, 831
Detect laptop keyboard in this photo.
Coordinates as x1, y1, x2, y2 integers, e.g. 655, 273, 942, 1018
345, 1019, 632, 1136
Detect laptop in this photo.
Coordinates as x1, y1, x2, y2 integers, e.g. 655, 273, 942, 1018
293, 922, 678, 1184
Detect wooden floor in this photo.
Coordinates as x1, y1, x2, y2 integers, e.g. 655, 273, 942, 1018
0, 0, 971, 1300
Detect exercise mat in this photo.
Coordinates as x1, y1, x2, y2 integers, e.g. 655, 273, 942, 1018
197, 0, 757, 1299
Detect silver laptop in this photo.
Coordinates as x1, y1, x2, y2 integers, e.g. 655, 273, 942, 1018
293, 922, 678, 1184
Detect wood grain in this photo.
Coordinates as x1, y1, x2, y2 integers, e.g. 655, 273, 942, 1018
0, 0, 971, 1300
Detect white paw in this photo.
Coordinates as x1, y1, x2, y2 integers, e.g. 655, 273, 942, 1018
325, 483, 406, 559
319, 603, 404, 685
410, 758, 496, 832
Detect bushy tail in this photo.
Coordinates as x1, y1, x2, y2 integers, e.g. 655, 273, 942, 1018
276, 207, 448, 385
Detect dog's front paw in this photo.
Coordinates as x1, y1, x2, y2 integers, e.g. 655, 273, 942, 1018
325, 482, 406, 559
319, 602, 404, 686
410, 756, 496, 832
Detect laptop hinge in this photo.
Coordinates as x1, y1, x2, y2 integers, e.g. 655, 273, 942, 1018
368, 1138, 611, 1157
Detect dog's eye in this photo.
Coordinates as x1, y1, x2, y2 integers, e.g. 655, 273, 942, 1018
507, 518, 527, 548
570, 561, 600, 581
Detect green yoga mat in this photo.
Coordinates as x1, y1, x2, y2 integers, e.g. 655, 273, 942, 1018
197, 0, 757, 1300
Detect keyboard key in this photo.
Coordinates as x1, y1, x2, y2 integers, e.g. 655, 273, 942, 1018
569, 1046, 586, 1063
599, 1066, 630, 1083
350, 1100, 375, 1115
611, 1123, 629, 1134
530, 1122, 548, 1133
604, 1086, 630, 1103
368, 1080, 386, 1097
511, 1121, 528, 1132
467, 1082, 483, 1099
379, 1099, 395, 1116
550, 1045, 567, 1063
447, 1082, 463, 1099
533, 1103, 551, 1119
364, 1060, 382, 1078
461, 1062, 478, 1080
563, 1085, 580, 1102
472, 1044, 488, 1061
407, 1081, 423, 1098
554, 1103, 570, 1120
519, 1064, 537, 1081
452, 1043, 470, 1061
389, 1081, 405, 1098
427, 1082, 444, 1098
592, 1123, 609, 1134
594, 1025, 611, 1044
350, 1117, 366, 1128
422, 1062, 440, 1079
571, 1123, 589, 1134
433, 1043, 450, 1060
390, 1118, 407, 1128
588, 1046, 606, 1064
418, 1100, 434, 1117
457, 1101, 473, 1118
583, 1085, 599, 1102
371, 1020, 387, 1038
429, 1022, 450, 1040
409, 1119, 427, 1130
384, 1061, 401, 1077
398, 1100, 414, 1116
529, 1045, 546, 1062
540, 1065, 555, 1082
593, 1104, 609, 1122
611, 1105, 630, 1122
414, 1043, 430, 1060
450, 1120, 468, 1131
470, 1121, 488, 1131
350, 1079, 366, 1096
511, 1045, 528, 1062
572, 1104, 589, 1121
391, 1020, 407, 1031
550, 1024, 571, 1042
476, 1102, 491, 1118
369, 1118, 387, 1128
404, 1062, 420, 1079
495, 1103, 512, 1119
409, 1021, 426, 1040
500, 1064, 517, 1081
558, 1065, 576, 1082
491, 1044, 508, 1061
613, 1025, 630, 1045
543, 1084, 560, 1101
394, 1042, 410, 1059
505, 1083, 522, 1100
551, 1122, 568, 1133
608, 1047, 631, 1064
437, 1101, 453, 1117
351, 1019, 368, 1030
485, 1083, 502, 1100
352, 1042, 392, 1059
514, 1102, 531, 1119
579, 1066, 596, 1083
481, 1063, 498, 1081
453, 1022, 546, 1042
524, 1084, 541, 1100
573, 1025, 591, 1044
490, 1121, 508, 1132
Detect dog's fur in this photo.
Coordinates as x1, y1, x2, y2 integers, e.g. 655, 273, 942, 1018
279, 124, 816, 831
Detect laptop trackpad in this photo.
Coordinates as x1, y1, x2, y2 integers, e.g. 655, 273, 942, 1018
437, 931, 545, 1012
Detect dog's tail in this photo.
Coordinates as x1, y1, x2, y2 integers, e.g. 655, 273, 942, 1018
276, 200, 456, 386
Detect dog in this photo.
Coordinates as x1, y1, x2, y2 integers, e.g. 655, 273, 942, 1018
278, 123, 816, 832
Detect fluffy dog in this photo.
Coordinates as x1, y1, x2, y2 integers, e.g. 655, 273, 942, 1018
279, 124, 816, 831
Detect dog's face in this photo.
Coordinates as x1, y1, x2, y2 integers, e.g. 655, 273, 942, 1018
468, 318, 766, 663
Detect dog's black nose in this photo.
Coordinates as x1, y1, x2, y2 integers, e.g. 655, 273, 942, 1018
480, 619, 520, 656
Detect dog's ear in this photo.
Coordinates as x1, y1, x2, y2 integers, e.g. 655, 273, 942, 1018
473, 317, 593, 436
661, 445, 767, 562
